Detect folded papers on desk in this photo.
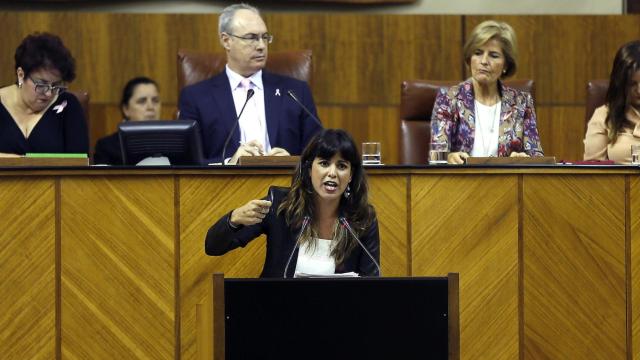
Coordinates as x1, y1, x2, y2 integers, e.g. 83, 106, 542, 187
238, 155, 300, 166
294, 272, 359, 278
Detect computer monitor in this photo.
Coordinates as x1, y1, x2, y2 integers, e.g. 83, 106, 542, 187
118, 120, 205, 166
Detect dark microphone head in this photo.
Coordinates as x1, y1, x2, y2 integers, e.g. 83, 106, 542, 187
247, 88, 255, 100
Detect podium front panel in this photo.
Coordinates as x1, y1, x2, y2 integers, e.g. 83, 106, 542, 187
224, 277, 449, 359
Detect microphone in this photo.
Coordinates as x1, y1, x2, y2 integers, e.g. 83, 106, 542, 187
221, 88, 255, 165
286, 90, 323, 128
339, 217, 382, 277
283, 216, 310, 278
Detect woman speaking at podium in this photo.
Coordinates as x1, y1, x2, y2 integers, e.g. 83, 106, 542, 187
205, 129, 381, 278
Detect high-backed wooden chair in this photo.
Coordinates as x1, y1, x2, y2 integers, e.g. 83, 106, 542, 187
586, 79, 609, 126
398, 79, 535, 165
176, 49, 313, 92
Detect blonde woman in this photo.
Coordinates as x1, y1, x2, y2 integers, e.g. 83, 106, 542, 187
431, 20, 543, 164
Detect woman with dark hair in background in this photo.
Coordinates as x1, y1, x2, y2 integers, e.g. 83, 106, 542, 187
0, 32, 88, 156
93, 76, 161, 164
584, 40, 640, 163
205, 129, 381, 278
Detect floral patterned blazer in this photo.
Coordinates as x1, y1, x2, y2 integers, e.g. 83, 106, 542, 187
430, 79, 544, 157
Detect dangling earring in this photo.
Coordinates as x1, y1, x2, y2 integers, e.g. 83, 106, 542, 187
17, 81, 22, 88
344, 184, 351, 199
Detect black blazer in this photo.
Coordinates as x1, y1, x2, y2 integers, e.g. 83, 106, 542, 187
205, 186, 381, 278
93, 131, 122, 165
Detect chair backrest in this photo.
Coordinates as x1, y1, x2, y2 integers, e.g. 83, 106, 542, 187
398, 79, 535, 165
586, 79, 609, 125
176, 49, 313, 92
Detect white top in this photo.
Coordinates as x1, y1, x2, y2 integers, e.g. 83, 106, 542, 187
294, 238, 335, 276
226, 66, 271, 154
471, 100, 501, 157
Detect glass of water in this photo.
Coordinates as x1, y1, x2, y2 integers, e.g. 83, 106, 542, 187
362, 142, 382, 165
632, 145, 640, 165
429, 141, 449, 164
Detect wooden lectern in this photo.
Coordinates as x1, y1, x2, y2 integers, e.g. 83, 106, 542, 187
197, 273, 460, 360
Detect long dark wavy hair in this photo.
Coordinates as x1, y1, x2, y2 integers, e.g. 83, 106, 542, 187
278, 129, 375, 264
605, 40, 640, 143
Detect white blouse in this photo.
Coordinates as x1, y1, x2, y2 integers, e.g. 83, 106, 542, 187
471, 100, 501, 157
294, 238, 335, 276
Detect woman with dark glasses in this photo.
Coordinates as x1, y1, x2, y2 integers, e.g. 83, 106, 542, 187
0, 32, 88, 157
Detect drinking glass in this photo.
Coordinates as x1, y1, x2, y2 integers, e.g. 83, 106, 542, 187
362, 142, 382, 165
632, 145, 640, 165
429, 141, 449, 165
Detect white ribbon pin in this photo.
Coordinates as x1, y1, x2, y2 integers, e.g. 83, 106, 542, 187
275, 89, 281, 96
53, 100, 67, 114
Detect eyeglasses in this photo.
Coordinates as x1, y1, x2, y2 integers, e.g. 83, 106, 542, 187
29, 77, 67, 95
227, 32, 273, 45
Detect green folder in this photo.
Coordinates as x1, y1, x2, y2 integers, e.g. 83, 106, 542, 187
25, 153, 88, 158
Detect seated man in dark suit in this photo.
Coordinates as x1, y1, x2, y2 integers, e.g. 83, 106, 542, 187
178, 3, 322, 164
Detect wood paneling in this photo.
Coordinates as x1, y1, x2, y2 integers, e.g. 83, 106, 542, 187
523, 175, 626, 358
1, 168, 639, 359
60, 177, 175, 359
631, 176, 640, 359
0, 178, 56, 360
536, 105, 586, 162
179, 175, 290, 360
368, 174, 408, 276
318, 105, 400, 164
411, 175, 519, 359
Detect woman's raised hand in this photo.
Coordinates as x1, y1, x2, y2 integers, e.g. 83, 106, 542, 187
230, 199, 272, 226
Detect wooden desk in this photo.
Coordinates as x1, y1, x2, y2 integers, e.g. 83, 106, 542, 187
0, 165, 636, 359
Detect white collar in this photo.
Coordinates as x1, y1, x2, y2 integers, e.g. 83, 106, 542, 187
226, 65, 263, 91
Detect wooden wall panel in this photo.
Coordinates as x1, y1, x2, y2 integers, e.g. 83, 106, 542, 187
368, 174, 408, 276
0, 178, 56, 360
536, 105, 585, 162
266, 14, 463, 105
318, 105, 400, 164
523, 175, 626, 359
60, 177, 175, 359
632, 176, 640, 359
179, 175, 290, 360
411, 175, 519, 359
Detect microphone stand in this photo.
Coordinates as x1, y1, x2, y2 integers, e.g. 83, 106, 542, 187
221, 89, 255, 165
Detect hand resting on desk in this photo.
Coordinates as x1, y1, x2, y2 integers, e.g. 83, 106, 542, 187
229, 141, 291, 165
447, 151, 469, 164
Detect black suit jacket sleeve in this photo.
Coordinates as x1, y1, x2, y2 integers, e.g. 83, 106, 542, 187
205, 209, 266, 256
357, 217, 381, 276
